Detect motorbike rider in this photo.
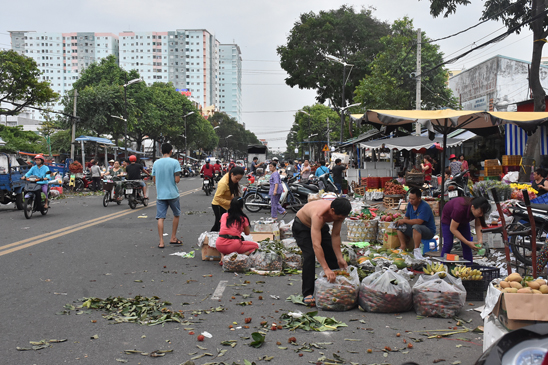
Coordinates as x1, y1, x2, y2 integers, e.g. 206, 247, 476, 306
228, 159, 236, 172
213, 159, 222, 178
21, 154, 51, 209
201, 158, 215, 187
126, 155, 149, 199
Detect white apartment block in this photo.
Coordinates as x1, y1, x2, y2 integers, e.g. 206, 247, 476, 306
8, 30, 242, 123
218, 44, 242, 123
9, 31, 119, 120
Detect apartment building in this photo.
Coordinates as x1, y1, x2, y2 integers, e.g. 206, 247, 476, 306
218, 44, 242, 123
9, 31, 119, 119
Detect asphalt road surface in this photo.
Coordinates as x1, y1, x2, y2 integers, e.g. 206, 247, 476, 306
0, 177, 486, 365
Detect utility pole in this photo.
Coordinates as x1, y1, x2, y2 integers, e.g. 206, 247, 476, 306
415, 28, 422, 136
70, 89, 78, 161
341, 64, 346, 144
327, 117, 330, 162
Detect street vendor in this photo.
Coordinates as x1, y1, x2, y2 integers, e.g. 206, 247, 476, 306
396, 188, 437, 250
440, 196, 491, 262
532, 168, 548, 196
292, 198, 352, 306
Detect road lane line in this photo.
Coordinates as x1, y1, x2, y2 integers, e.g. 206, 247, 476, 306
211, 280, 228, 300
1, 187, 201, 256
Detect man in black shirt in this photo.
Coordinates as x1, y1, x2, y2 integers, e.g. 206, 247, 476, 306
332, 158, 346, 194
126, 155, 150, 199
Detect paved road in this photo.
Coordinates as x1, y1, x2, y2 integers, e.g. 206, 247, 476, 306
0, 177, 486, 364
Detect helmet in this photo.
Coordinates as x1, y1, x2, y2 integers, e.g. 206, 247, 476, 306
205, 158, 210, 163
129, 155, 137, 162
34, 154, 45, 162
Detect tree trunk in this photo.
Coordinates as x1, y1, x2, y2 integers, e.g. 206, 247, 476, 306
518, 0, 547, 181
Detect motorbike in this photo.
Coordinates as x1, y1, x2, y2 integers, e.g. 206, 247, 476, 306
202, 175, 214, 196
244, 176, 304, 213
102, 176, 124, 207
476, 323, 547, 365
315, 172, 338, 193
183, 164, 195, 177
446, 169, 469, 199
22, 175, 53, 219
214, 170, 222, 182
124, 176, 148, 209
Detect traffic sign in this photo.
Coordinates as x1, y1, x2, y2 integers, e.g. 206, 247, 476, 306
322, 144, 329, 152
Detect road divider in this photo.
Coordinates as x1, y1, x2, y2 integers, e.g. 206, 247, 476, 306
0, 187, 201, 257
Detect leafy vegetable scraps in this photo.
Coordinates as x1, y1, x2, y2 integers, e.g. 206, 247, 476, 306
279, 311, 347, 332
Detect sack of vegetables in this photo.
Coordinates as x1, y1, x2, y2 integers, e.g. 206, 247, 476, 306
358, 269, 413, 313
222, 252, 251, 272
282, 252, 303, 270
412, 273, 466, 318
252, 252, 283, 271
315, 266, 360, 311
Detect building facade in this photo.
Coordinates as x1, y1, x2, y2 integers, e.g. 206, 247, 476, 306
218, 44, 242, 122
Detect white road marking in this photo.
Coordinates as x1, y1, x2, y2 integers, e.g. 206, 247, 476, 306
211, 280, 228, 300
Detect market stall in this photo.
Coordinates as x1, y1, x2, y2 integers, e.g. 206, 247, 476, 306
74, 136, 115, 168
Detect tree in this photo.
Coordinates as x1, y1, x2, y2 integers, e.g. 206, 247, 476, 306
0, 50, 58, 116
287, 104, 340, 161
209, 112, 261, 159
277, 5, 391, 111
0, 125, 45, 154
422, 0, 548, 180
354, 18, 459, 111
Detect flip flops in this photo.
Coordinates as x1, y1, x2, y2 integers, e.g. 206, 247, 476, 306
158, 244, 165, 249
169, 239, 183, 245
304, 295, 315, 306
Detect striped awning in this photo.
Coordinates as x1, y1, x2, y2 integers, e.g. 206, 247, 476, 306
505, 124, 548, 155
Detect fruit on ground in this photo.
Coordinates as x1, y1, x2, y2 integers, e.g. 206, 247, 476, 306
197, 335, 205, 341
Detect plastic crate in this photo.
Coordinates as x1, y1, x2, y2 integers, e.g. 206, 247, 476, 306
485, 165, 503, 176
470, 264, 501, 290
502, 155, 521, 166
366, 177, 380, 190
484, 159, 500, 167
532, 193, 548, 204
462, 280, 484, 301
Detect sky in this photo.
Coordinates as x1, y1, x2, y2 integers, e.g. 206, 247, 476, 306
0, 0, 540, 150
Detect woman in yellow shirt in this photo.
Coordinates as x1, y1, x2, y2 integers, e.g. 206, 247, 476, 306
211, 166, 245, 231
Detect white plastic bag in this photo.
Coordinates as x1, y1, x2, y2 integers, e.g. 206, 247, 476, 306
222, 252, 251, 272
252, 252, 283, 271
358, 269, 413, 313
413, 273, 466, 318
315, 266, 360, 311
283, 252, 303, 270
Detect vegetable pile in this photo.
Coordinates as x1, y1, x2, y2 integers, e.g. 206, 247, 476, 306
315, 266, 359, 311
384, 181, 406, 195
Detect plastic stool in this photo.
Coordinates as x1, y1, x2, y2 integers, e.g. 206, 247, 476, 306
422, 239, 439, 254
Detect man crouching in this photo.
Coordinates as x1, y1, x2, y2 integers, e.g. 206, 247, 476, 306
292, 197, 352, 306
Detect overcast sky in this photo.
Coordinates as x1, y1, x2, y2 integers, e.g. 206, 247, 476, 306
0, 0, 539, 149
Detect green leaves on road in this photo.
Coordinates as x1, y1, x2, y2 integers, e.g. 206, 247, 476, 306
248, 332, 266, 348
280, 311, 347, 332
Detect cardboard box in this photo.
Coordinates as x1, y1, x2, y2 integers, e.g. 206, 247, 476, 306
383, 228, 400, 249
492, 293, 548, 330
201, 236, 221, 261
251, 232, 276, 242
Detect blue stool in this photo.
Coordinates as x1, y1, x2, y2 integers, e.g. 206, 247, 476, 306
422, 239, 439, 254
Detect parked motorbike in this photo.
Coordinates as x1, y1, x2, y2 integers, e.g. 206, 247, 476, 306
183, 164, 195, 177
124, 177, 148, 209
22, 175, 52, 219
446, 170, 469, 199
202, 175, 214, 196
244, 176, 303, 213
316, 172, 338, 193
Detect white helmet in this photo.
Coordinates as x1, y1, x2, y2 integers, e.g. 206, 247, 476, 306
205, 158, 210, 163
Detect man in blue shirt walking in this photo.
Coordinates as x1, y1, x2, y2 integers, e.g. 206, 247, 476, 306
151, 143, 182, 248
395, 188, 436, 251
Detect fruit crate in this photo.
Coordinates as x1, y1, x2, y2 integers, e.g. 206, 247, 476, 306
353, 186, 365, 196
383, 196, 401, 209
462, 280, 484, 301
484, 159, 500, 167
485, 165, 503, 176
366, 177, 380, 190
470, 264, 501, 290
502, 155, 521, 166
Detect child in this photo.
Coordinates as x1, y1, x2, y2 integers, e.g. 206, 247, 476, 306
396, 171, 406, 185
216, 197, 259, 255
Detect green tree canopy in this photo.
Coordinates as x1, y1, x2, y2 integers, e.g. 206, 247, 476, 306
0, 50, 58, 116
277, 5, 391, 111
209, 112, 261, 157
354, 18, 459, 110
0, 125, 45, 154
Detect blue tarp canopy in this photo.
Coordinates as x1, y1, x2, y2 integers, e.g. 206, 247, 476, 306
116, 147, 145, 155
75, 136, 114, 146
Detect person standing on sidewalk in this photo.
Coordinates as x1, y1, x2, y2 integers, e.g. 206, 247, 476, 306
90, 160, 103, 192
332, 159, 345, 194
151, 143, 182, 248
268, 162, 286, 219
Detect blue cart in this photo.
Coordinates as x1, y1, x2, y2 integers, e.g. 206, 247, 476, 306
0, 153, 30, 210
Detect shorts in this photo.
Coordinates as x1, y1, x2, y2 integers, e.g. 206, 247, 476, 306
138, 180, 146, 188
156, 198, 181, 219
402, 223, 435, 240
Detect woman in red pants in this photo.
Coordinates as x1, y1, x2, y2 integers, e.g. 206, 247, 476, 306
216, 197, 259, 255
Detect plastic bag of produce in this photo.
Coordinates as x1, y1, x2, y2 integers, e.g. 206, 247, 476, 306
283, 252, 303, 269
252, 251, 283, 271
342, 244, 358, 265
279, 219, 294, 239
412, 273, 466, 318
315, 266, 360, 311
282, 238, 298, 248
358, 269, 413, 313
222, 252, 251, 272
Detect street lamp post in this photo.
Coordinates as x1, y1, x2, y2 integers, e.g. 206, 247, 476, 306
183, 112, 195, 165
323, 54, 354, 144
225, 135, 233, 160
122, 78, 144, 160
